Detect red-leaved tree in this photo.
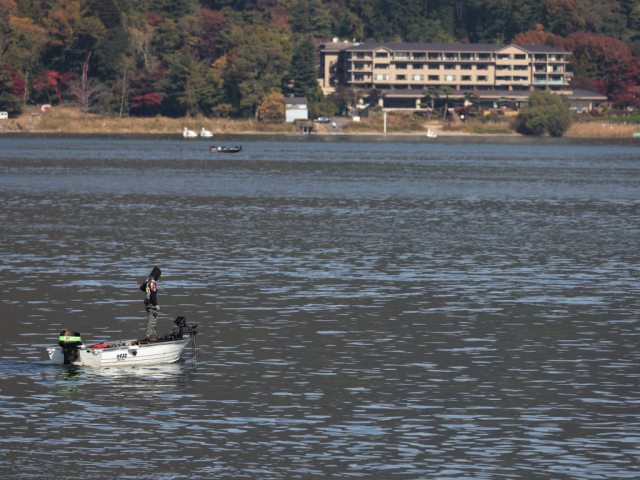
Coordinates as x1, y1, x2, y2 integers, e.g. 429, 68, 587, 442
130, 92, 162, 116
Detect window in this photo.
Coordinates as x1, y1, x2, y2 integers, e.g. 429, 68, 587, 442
412, 74, 424, 81
477, 54, 491, 60
460, 64, 472, 70
514, 54, 527, 60
444, 53, 458, 60
428, 64, 440, 70
428, 53, 441, 60
353, 52, 365, 59
412, 64, 423, 69
534, 54, 547, 61
412, 53, 426, 60
497, 65, 511, 71
354, 74, 364, 81
513, 76, 527, 82
396, 75, 407, 80
550, 54, 563, 61
428, 75, 439, 81
444, 64, 455, 70
374, 64, 389, 69
395, 52, 409, 59
477, 76, 488, 81
461, 75, 471, 81
513, 65, 528, 71
374, 74, 389, 80
444, 75, 456, 81
396, 63, 407, 69
354, 62, 366, 70
476, 64, 488, 70
496, 76, 511, 81
375, 52, 389, 58
460, 53, 473, 60
497, 54, 511, 60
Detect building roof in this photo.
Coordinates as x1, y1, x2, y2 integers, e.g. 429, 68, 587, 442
344, 42, 568, 54
283, 97, 308, 105
318, 42, 357, 52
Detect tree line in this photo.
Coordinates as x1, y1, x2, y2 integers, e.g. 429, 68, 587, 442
1, 0, 639, 118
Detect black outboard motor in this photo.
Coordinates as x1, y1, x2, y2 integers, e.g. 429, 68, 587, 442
59, 330, 82, 365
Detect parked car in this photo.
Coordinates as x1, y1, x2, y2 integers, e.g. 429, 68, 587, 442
315, 117, 331, 123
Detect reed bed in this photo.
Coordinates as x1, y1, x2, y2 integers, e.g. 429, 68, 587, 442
34, 107, 297, 134
565, 122, 640, 138
344, 114, 426, 133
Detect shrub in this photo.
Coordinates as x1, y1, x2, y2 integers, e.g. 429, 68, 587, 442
517, 91, 571, 137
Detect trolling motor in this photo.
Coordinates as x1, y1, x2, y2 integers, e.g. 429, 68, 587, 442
59, 330, 82, 365
171, 316, 198, 339
168, 317, 198, 363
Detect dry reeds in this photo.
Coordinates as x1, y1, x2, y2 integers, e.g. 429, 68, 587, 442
33, 107, 297, 135
566, 122, 640, 138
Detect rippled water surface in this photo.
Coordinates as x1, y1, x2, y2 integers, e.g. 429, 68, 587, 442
1, 134, 640, 479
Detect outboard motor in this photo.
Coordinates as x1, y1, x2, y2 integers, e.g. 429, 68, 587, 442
59, 330, 82, 365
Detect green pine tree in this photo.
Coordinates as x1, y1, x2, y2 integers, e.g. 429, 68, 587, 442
289, 36, 322, 104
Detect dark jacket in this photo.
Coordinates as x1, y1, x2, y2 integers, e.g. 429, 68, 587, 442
145, 277, 158, 307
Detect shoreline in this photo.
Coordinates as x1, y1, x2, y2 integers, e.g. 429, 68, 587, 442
1, 106, 639, 139
1, 130, 639, 142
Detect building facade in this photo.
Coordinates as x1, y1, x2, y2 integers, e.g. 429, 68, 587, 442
319, 41, 605, 110
283, 97, 308, 122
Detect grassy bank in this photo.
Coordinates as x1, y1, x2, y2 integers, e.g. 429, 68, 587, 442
565, 122, 640, 138
4, 106, 640, 138
343, 113, 428, 133
23, 106, 297, 134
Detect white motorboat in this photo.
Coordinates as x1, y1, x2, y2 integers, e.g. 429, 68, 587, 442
47, 317, 197, 367
426, 128, 437, 138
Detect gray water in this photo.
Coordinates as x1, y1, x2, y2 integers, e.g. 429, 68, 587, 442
1, 134, 640, 479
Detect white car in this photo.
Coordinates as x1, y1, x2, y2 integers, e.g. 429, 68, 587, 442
315, 117, 331, 123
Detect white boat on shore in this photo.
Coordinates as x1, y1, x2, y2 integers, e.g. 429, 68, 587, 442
46, 317, 197, 367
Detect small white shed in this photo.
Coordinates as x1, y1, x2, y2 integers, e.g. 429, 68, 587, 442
283, 97, 308, 123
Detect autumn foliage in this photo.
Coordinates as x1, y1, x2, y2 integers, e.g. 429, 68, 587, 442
1, 0, 640, 116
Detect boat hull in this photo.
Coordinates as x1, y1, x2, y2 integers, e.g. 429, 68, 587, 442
47, 338, 190, 367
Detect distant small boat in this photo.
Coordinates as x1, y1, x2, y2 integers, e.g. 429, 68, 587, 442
426, 129, 437, 138
210, 145, 242, 153
634, 133, 640, 137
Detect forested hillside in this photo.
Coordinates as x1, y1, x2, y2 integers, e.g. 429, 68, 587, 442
1, 0, 639, 118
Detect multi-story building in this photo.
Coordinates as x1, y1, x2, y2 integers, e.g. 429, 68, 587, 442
318, 41, 606, 110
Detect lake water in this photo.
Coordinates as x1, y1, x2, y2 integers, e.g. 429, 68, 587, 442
1, 134, 640, 479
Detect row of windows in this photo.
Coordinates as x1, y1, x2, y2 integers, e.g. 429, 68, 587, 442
369, 63, 491, 70
365, 74, 490, 81
352, 52, 564, 61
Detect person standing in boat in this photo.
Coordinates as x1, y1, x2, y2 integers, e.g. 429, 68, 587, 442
141, 267, 162, 340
